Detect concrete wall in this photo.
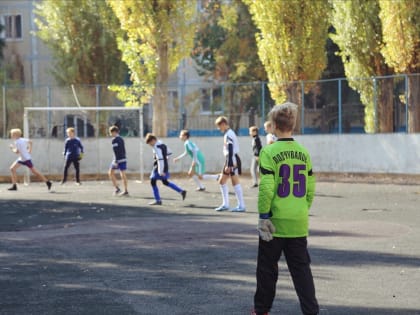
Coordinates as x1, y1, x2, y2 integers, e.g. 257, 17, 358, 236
1, 134, 419, 180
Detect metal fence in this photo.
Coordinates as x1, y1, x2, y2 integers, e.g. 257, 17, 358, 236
1, 73, 418, 139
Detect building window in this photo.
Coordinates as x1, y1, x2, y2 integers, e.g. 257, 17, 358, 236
2, 15, 22, 40
201, 87, 223, 113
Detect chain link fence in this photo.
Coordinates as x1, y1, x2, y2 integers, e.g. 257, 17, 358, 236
1, 73, 418, 139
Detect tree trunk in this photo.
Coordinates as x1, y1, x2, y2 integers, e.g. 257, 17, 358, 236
153, 42, 169, 137
407, 74, 420, 133
377, 77, 394, 133
227, 85, 244, 134
286, 83, 302, 133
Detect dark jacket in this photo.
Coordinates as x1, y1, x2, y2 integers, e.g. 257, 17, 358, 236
252, 135, 262, 157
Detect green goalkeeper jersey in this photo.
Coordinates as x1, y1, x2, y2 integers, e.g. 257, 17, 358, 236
258, 138, 315, 237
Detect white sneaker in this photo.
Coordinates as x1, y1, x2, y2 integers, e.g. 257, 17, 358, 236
215, 205, 229, 211
230, 206, 246, 212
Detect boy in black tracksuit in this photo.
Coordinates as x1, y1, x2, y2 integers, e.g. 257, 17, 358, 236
249, 126, 262, 188
61, 127, 84, 185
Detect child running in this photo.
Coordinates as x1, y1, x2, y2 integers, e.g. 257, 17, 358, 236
60, 127, 84, 185
108, 125, 129, 196
214, 116, 245, 212
145, 133, 186, 205
8, 128, 52, 191
173, 129, 218, 191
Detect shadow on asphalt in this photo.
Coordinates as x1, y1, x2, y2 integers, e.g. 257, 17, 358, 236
1, 198, 419, 315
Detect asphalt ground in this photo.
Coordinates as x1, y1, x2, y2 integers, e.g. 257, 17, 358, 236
0, 176, 419, 315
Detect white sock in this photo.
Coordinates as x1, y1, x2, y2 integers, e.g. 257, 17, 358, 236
192, 175, 204, 189
234, 184, 245, 208
220, 184, 229, 207
203, 174, 219, 180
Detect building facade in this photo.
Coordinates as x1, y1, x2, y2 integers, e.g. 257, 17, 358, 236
1, 0, 53, 86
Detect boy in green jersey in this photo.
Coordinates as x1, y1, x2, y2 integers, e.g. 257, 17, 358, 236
252, 102, 318, 315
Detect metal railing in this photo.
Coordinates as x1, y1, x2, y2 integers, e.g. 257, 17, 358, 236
1, 73, 418, 138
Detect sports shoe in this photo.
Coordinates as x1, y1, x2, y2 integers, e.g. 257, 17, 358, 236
230, 206, 246, 212
119, 191, 129, 196
196, 187, 206, 191
8, 184, 17, 191
181, 190, 187, 200
215, 205, 229, 211
149, 200, 162, 205
46, 181, 52, 191
113, 187, 121, 196
75, 182, 81, 186
251, 309, 268, 315
250, 183, 258, 188
60, 180, 66, 185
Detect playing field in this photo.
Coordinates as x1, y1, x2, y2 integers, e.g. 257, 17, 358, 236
1, 177, 419, 315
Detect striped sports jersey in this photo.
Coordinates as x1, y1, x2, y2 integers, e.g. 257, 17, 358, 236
152, 140, 172, 175
223, 128, 240, 167
258, 138, 315, 237
184, 140, 205, 164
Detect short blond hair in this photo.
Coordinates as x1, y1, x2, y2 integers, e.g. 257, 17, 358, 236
264, 121, 272, 129
66, 127, 75, 134
215, 116, 228, 126
268, 102, 298, 132
145, 132, 157, 144
10, 128, 22, 137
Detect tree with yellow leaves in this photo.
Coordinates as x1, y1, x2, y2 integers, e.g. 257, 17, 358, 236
108, 0, 196, 136
379, 0, 420, 132
244, 0, 330, 108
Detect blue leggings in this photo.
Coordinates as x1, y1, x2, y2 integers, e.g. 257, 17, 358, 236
151, 178, 183, 201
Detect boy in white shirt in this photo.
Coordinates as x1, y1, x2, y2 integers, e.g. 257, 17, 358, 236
8, 128, 52, 191
214, 116, 245, 212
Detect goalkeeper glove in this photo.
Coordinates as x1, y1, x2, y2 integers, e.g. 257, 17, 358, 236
78, 153, 84, 160
257, 218, 276, 242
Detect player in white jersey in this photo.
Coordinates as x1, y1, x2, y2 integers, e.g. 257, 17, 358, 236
214, 116, 245, 212
8, 128, 52, 191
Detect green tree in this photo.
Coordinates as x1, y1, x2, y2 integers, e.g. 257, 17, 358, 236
244, 0, 330, 109
108, 0, 196, 137
379, 0, 420, 132
192, 0, 267, 130
330, 0, 394, 133
34, 0, 126, 85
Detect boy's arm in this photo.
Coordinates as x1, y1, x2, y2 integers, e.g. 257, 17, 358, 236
79, 139, 84, 153
9, 144, 18, 154
156, 145, 165, 175
191, 147, 199, 164
306, 167, 315, 209
257, 149, 277, 241
254, 136, 262, 156
173, 144, 187, 161
27, 140, 33, 154
174, 151, 187, 161
227, 143, 234, 167
258, 149, 275, 218
63, 139, 68, 156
